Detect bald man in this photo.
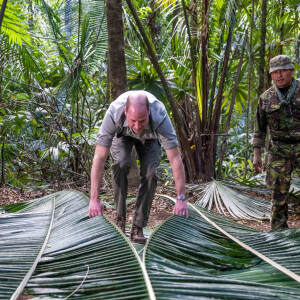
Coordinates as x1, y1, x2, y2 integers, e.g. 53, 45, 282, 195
89, 90, 188, 244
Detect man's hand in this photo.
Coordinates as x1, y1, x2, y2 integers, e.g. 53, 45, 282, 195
253, 147, 262, 173
165, 147, 188, 218
89, 200, 104, 218
173, 200, 189, 218
89, 145, 110, 218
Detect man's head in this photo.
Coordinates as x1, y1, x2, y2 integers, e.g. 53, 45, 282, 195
269, 55, 294, 88
125, 94, 150, 134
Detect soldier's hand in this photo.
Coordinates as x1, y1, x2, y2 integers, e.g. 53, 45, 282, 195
173, 200, 189, 218
89, 199, 104, 218
253, 155, 263, 173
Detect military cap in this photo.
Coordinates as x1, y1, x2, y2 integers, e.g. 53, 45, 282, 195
269, 55, 294, 73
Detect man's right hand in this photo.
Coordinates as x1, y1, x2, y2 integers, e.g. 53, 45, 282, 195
253, 154, 263, 173
253, 147, 263, 173
89, 200, 104, 218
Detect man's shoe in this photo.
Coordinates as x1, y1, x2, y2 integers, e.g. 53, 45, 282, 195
130, 224, 147, 244
116, 215, 126, 233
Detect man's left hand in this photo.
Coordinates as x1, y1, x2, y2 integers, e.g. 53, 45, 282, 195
173, 200, 189, 218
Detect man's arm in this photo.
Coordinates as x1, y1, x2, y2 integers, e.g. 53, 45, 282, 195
89, 145, 110, 218
165, 146, 188, 218
253, 146, 262, 173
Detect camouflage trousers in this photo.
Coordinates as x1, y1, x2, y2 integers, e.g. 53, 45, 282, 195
266, 141, 300, 230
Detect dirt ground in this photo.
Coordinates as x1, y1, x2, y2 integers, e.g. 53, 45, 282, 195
1, 184, 300, 232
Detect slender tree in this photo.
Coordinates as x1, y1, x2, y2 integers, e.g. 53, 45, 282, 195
279, 0, 285, 54
219, 30, 248, 168
244, 0, 255, 178
106, 0, 127, 101
148, 0, 158, 49
106, 0, 141, 187
258, 0, 267, 95
0, 0, 8, 31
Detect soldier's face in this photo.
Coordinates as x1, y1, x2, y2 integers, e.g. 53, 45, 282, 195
271, 69, 294, 88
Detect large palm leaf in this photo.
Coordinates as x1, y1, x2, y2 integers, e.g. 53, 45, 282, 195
144, 197, 300, 299
0, 0, 31, 45
0, 190, 154, 299
2, 191, 300, 299
193, 180, 270, 220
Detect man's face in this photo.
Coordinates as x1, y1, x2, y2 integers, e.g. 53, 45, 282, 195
271, 69, 294, 88
125, 105, 150, 134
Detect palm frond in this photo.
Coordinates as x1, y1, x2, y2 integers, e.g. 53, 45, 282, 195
194, 180, 270, 220
0, 207, 53, 300
0, 1, 31, 46
144, 198, 300, 299
0, 190, 154, 299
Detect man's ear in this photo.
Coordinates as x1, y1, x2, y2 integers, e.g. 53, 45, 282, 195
124, 108, 127, 116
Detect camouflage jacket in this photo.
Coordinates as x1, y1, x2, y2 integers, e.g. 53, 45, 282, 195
253, 79, 300, 148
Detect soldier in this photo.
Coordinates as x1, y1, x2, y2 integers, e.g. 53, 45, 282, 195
253, 54, 300, 230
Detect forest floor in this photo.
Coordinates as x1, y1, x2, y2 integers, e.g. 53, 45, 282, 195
1, 183, 300, 232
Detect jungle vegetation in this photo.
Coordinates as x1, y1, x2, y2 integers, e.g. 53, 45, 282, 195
1, 2, 300, 298
0, 0, 299, 189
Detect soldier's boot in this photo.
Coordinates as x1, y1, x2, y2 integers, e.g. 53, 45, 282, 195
130, 224, 147, 244
116, 215, 126, 234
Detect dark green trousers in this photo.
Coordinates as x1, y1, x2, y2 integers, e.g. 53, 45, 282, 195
111, 135, 162, 228
266, 141, 300, 229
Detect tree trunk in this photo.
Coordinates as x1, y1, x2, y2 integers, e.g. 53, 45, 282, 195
106, 0, 139, 187
244, 0, 255, 178
203, 24, 234, 181
279, 0, 285, 54
0, 0, 8, 31
106, 0, 127, 101
258, 0, 267, 95
181, 0, 202, 177
148, 0, 158, 49
200, 0, 209, 129
219, 30, 248, 168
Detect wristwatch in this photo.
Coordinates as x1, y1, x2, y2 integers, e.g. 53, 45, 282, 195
177, 195, 186, 201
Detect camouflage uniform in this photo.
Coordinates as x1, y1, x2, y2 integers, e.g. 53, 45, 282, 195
253, 55, 299, 230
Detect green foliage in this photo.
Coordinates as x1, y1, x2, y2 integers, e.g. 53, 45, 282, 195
2, 190, 300, 298
0, 0, 31, 45
0, 0, 108, 187
0, 190, 153, 299
217, 113, 258, 180
0, 0, 299, 187
145, 205, 300, 298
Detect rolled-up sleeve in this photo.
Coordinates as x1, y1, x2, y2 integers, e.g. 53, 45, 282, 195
96, 112, 118, 148
157, 115, 178, 149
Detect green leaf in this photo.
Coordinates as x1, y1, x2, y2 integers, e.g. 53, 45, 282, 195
144, 199, 300, 299
194, 180, 270, 220
0, 191, 154, 299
